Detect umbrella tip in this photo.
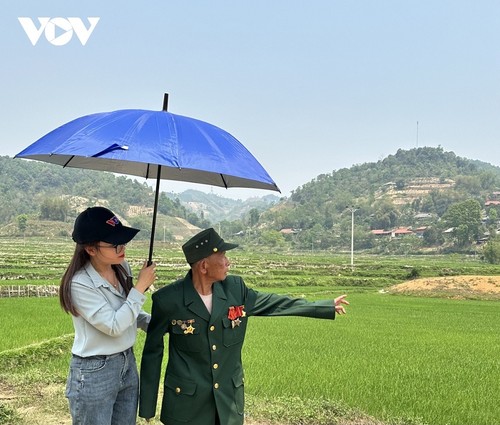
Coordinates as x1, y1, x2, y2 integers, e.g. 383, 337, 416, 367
162, 93, 169, 111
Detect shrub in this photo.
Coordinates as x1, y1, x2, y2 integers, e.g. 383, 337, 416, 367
483, 240, 500, 264
407, 267, 421, 279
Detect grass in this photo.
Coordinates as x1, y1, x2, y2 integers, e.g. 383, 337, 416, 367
0, 298, 73, 351
1, 237, 500, 424
1, 290, 499, 424
242, 292, 500, 425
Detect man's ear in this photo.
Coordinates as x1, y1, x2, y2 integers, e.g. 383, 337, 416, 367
199, 258, 209, 274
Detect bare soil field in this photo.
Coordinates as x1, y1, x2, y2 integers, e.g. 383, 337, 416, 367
388, 274, 500, 299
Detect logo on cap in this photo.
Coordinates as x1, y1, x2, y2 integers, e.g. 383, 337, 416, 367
106, 216, 120, 227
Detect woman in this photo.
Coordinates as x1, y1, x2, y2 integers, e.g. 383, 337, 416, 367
60, 206, 156, 425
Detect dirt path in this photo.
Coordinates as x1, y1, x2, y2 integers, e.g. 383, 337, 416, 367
0, 378, 384, 425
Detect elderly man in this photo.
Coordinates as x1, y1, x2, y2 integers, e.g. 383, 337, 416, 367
139, 228, 348, 425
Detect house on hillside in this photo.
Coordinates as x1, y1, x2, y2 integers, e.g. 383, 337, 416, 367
371, 228, 416, 238
413, 226, 427, 237
489, 191, 500, 200
392, 227, 413, 238
414, 213, 433, 220
280, 228, 300, 235
370, 229, 392, 237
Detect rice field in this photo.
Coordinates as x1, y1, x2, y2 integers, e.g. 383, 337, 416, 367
243, 293, 500, 425
1, 237, 500, 424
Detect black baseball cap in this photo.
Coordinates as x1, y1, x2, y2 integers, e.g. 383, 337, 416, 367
182, 228, 238, 264
72, 207, 140, 245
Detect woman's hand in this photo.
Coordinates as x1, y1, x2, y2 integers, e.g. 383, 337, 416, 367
135, 261, 157, 293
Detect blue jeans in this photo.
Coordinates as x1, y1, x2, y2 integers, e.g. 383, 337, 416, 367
65, 348, 139, 425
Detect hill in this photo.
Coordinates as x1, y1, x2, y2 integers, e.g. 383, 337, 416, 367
4, 147, 500, 253
0, 156, 279, 240
166, 189, 280, 223
259, 147, 500, 252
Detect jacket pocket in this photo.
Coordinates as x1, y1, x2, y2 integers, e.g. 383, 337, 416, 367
163, 374, 198, 422
222, 317, 246, 347
170, 323, 203, 352
232, 370, 245, 415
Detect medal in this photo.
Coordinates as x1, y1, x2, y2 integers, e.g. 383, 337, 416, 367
228, 305, 246, 328
173, 319, 196, 334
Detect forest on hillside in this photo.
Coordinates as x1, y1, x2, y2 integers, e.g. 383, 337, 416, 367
0, 155, 209, 234
4, 148, 500, 261
242, 147, 500, 258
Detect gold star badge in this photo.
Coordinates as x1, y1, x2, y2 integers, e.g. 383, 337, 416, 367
184, 325, 195, 334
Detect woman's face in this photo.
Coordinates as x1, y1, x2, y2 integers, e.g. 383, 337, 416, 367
86, 242, 127, 265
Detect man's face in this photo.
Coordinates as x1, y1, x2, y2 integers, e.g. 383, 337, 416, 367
204, 251, 230, 281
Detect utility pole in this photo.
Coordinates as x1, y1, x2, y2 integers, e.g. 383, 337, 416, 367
416, 121, 419, 148
346, 206, 359, 270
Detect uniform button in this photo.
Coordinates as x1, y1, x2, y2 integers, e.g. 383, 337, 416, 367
210, 325, 215, 331
213, 363, 219, 369
175, 387, 181, 394
212, 345, 217, 351
214, 383, 219, 389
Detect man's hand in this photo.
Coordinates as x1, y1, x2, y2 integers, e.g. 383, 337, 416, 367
334, 294, 349, 314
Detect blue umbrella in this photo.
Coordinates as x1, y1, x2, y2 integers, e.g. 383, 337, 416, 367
15, 94, 280, 262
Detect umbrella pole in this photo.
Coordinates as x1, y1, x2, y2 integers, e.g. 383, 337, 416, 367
148, 165, 162, 265
147, 93, 169, 265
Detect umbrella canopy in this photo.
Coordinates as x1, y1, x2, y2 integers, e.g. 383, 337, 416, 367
15, 94, 280, 262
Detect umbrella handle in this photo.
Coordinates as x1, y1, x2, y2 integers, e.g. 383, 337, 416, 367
148, 165, 162, 265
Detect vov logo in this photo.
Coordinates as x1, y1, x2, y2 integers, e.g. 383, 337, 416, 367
18, 17, 100, 46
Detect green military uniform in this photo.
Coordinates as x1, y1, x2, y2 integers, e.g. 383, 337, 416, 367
139, 271, 336, 425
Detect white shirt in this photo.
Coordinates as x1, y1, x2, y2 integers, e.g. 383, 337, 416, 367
69, 261, 150, 357
198, 292, 213, 313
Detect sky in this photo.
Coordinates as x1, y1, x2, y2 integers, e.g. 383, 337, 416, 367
2, 1, 500, 200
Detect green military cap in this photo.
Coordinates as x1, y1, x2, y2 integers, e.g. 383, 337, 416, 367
182, 228, 238, 264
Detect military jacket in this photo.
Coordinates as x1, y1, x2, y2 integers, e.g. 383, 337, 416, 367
139, 272, 335, 425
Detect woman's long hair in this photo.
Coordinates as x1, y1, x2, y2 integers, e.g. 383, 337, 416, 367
60, 244, 92, 316
60, 243, 133, 316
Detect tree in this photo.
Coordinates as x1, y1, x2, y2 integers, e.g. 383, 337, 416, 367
260, 229, 286, 248
488, 208, 498, 224
17, 214, 28, 235
483, 240, 500, 264
248, 208, 260, 227
442, 199, 482, 247
371, 199, 399, 230
422, 226, 444, 246
40, 197, 69, 222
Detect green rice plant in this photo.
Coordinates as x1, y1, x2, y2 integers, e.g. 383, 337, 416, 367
1, 287, 499, 424
242, 291, 500, 425
2, 238, 500, 424
0, 298, 73, 351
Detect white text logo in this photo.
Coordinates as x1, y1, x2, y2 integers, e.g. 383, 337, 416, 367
18, 17, 100, 46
